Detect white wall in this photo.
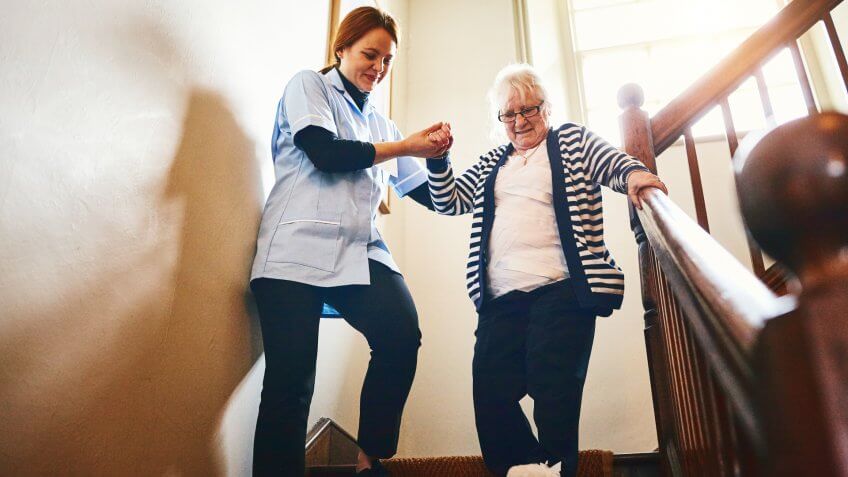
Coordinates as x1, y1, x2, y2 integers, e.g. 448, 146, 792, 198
392, 0, 522, 456
0, 1, 332, 475
805, 2, 848, 112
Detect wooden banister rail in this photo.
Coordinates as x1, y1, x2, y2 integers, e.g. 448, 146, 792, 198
637, 189, 780, 345
736, 112, 848, 476
636, 187, 785, 362
650, 0, 843, 155
627, 111, 848, 476
621, 0, 847, 279
616, 0, 846, 474
635, 187, 794, 455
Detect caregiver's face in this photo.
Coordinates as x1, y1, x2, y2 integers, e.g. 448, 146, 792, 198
337, 28, 396, 92
501, 91, 550, 151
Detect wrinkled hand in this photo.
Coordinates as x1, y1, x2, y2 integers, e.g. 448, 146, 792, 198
405, 122, 453, 158
427, 122, 453, 158
627, 170, 668, 209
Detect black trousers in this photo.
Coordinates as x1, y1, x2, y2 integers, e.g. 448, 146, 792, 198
473, 280, 596, 477
250, 260, 421, 477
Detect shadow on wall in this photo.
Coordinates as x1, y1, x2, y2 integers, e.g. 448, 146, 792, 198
0, 89, 264, 476
156, 88, 265, 474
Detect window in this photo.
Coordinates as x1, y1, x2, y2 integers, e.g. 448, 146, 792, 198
527, 0, 812, 145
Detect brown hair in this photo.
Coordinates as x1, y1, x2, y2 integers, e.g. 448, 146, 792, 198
320, 6, 399, 74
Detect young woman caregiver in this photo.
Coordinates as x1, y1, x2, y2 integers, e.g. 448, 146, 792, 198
249, 6, 449, 477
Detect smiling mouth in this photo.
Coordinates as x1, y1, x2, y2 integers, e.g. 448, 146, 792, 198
514, 129, 532, 134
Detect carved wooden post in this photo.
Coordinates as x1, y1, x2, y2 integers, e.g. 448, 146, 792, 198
618, 84, 676, 476
736, 112, 848, 476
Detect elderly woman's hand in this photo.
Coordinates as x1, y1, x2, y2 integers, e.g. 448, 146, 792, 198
427, 122, 452, 158
404, 122, 452, 158
627, 170, 668, 209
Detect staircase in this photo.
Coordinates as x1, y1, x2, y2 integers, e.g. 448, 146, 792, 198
617, 0, 848, 475
307, 1, 848, 476
304, 418, 657, 477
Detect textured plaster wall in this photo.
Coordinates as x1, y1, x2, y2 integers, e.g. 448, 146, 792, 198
0, 1, 330, 475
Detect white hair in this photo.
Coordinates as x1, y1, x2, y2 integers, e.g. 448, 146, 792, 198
487, 63, 552, 144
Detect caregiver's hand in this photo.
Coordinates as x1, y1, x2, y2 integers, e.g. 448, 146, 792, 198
427, 122, 453, 158
403, 122, 452, 158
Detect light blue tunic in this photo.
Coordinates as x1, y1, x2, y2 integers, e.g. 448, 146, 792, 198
251, 68, 426, 287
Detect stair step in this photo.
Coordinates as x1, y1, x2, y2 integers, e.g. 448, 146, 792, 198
306, 451, 632, 476
612, 452, 660, 477
306, 464, 356, 476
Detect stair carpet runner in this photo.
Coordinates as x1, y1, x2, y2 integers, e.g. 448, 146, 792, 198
307, 450, 613, 476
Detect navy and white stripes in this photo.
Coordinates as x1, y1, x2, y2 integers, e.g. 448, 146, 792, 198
427, 123, 649, 313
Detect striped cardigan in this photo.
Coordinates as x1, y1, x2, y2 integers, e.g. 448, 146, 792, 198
426, 124, 649, 315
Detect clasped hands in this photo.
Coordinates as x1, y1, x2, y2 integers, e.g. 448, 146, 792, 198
404, 122, 453, 159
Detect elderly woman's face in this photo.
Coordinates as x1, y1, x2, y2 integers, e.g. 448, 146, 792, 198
501, 91, 549, 150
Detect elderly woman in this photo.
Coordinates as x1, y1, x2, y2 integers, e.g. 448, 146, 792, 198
426, 64, 666, 477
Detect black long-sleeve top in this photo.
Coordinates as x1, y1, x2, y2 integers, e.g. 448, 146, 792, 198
293, 67, 433, 210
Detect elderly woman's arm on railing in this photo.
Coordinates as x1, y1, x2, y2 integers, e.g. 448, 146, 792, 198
581, 127, 667, 207
627, 169, 668, 209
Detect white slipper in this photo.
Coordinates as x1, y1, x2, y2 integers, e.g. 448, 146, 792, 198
506, 461, 561, 477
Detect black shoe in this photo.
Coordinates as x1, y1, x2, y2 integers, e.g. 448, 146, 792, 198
356, 459, 389, 476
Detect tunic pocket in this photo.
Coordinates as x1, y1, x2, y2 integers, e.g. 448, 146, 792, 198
267, 215, 341, 272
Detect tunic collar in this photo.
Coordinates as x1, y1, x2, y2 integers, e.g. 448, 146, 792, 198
326, 67, 375, 116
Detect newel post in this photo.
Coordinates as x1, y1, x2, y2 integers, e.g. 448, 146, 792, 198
618, 83, 658, 173
618, 84, 675, 475
736, 112, 848, 476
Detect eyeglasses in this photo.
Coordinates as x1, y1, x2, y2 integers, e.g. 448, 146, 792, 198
497, 102, 544, 123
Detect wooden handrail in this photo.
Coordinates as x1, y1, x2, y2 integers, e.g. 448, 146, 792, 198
736, 112, 848, 476
636, 190, 787, 344
650, 0, 843, 155
617, 0, 847, 471
635, 188, 795, 445
625, 110, 848, 475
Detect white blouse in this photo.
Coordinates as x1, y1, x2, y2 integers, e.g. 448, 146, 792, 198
487, 138, 569, 299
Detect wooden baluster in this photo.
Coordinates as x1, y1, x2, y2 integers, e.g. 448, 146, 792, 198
705, 368, 735, 477
618, 83, 679, 475
718, 390, 743, 477
719, 99, 766, 277
737, 112, 848, 476
753, 69, 775, 127
695, 351, 730, 477
735, 416, 761, 476
666, 274, 706, 476
823, 13, 848, 95
658, 263, 687, 475
646, 251, 677, 477
683, 128, 710, 232
656, 265, 685, 473
648, 0, 838, 155
788, 42, 818, 114
720, 99, 740, 156
675, 297, 702, 474
681, 315, 714, 474
668, 281, 699, 474
660, 271, 692, 473
672, 289, 708, 475
651, 260, 687, 475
